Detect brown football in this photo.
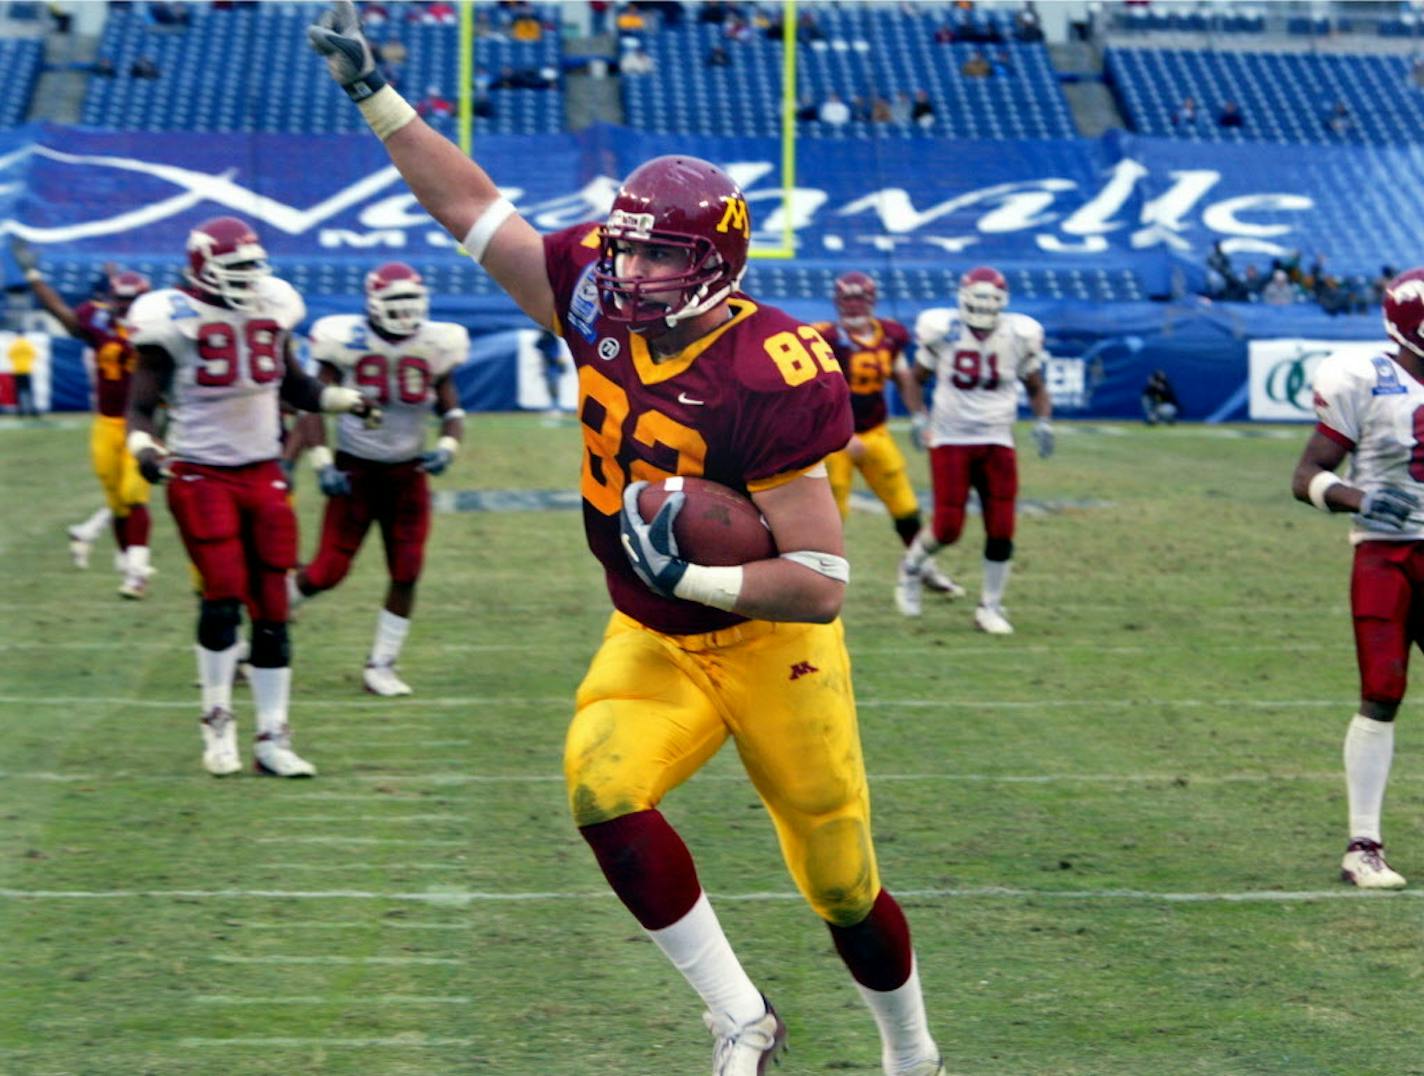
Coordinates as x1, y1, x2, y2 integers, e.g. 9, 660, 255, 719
637, 476, 777, 566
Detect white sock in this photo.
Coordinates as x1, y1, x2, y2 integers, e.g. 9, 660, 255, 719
125, 545, 150, 576
286, 573, 306, 610
981, 557, 1011, 609
646, 892, 765, 1027
370, 609, 410, 666
903, 531, 942, 573
75, 507, 111, 542
855, 960, 939, 1075
198, 642, 241, 713
1344, 713, 1394, 843
250, 666, 292, 737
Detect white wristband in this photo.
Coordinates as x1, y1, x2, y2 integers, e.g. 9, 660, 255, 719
320, 385, 364, 413
308, 445, 334, 472
435, 435, 459, 457
780, 550, 850, 584
24, 267, 43, 284
126, 430, 165, 458
672, 563, 744, 612
356, 85, 417, 140
1308, 471, 1344, 512
461, 198, 517, 264
440, 407, 466, 422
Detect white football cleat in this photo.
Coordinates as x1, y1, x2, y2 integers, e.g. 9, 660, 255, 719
974, 603, 1014, 635
920, 560, 966, 599
363, 661, 413, 697
895, 1059, 946, 1076
200, 707, 241, 777
253, 727, 316, 778
704, 999, 787, 1076
117, 572, 148, 600
66, 527, 91, 569
894, 558, 923, 617
1341, 839, 1406, 889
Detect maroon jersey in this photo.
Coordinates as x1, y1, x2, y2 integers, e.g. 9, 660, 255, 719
811, 317, 910, 434
545, 223, 853, 635
75, 299, 138, 418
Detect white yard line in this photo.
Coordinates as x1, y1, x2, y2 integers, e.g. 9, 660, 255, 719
283, 814, 464, 823
194, 994, 470, 1004
2, 886, 1417, 905
252, 836, 468, 847
230, 921, 470, 931
181, 1037, 475, 1048
212, 954, 461, 966
264, 862, 469, 872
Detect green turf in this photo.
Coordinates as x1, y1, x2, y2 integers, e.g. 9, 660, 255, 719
2, 415, 1421, 1076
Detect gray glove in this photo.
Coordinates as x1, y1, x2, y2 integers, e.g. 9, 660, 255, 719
418, 447, 453, 476
308, 0, 385, 100
10, 236, 38, 276
909, 411, 929, 452
1033, 419, 1054, 459
1358, 486, 1419, 533
318, 465, 352, 497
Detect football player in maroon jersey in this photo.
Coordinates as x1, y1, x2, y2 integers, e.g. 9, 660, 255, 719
311, 5, 944, 1073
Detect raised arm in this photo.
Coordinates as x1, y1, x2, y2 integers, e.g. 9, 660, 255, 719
11, 238, 84, 338
308, 1, 554, 328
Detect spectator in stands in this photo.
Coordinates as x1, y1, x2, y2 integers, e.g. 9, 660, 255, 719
1325, 100, 1355, 137
796, 9, 825, 43
990, 49, 1012, 77
1372, 265, 1398, 306
961, 50, 991, 78
511, 8, 543, 41
1217, 100, 1244, 128
589, 0, 610, 35
819, 92, 850, 127
130, 56, 160, 79
472, 63, 492, 97
378, 37, 407, 67
416, 84, 454, 119
871, 96, 893, 124
794, 95, 818, 122
647, 2, 683, 29
1141, 370, 1179, 426
423, 1, 457, 25
360, 2, 390, 28
616, 3, 647, 35
912, 90, 936, 129
48, 2, 73, 33
890, 91, 912, 125
621, 46, 655, 76
933, 23, 955, 44
1261, 269, 1299, 306
698, 0, 730, 24
850, 96, 872, 123
1171, 95, 1202, 130
1013, 3, 1044, 42
92, 56, 116, 78
705, 44, 731, 67
7, 333, 38, 417
724, 16, 753, 43
1411, 52, 1424, 90
1242, 264, 1264, 300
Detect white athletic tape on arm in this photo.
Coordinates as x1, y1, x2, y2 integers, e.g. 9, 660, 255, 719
780, 550, 850, 583
440, 407, 466, 422
356, 85, 417, 140
126, 430, 165, 458
435, 435, 460, 457
461, 198, 517, 264
1308, 471, 1344, 512
320, 385, 364, 413
672, 564, 744, 612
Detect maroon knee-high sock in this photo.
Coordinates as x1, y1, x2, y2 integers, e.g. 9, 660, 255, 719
827, 888, 914, 992
112, 514, 129, 551
579, 809, 702, 930
125, 505, 151, 547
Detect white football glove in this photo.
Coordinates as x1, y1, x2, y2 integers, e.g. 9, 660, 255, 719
1358, 486, 1419, 533
308, 0, 384, 99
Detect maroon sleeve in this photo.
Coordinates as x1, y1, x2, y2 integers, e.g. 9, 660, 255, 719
733, 315, 854, 488
883, 318, 911, 358
73, 301, 102, 348
542, 222, 603, 328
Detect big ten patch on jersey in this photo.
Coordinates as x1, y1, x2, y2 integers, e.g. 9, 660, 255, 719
1371, 355, 1409, 396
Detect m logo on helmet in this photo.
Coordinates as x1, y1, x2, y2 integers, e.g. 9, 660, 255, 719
716, 197, 750, 239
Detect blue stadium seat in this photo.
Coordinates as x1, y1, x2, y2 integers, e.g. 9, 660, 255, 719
0, 37, 44, 128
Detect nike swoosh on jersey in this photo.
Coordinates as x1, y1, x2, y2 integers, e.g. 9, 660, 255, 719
677, 392, 705, 406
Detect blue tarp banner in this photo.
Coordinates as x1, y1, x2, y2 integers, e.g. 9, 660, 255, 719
3, 123, 1421, 285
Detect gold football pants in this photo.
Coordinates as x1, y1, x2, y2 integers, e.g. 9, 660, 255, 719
90, 415, 150, 515
825, 422, 918, 522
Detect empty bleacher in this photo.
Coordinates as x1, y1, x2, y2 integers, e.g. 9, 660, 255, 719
0, 35, 43, 127
80, 3, 561, 135
1106, 45, 1423, 146
624, 5, 1075, 140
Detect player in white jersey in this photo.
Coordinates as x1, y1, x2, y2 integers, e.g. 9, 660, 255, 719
893, 266, 1053, 633
290, 262, 468, 696
1290, 267, 1424, 889
125, 216, 377, 778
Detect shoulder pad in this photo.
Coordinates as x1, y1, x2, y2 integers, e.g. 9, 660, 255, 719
258, 277, 306, 330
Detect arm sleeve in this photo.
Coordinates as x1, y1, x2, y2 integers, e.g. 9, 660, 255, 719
738, 373, 854, 490
914, 310, 946, 370
1311, 358, 1362, 446
1013, 315, 1046, 378
126, 291, 185, 354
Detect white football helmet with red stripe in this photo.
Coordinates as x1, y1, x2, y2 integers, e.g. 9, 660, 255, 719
958, 265, 1008, 331
364, 261, 428, 338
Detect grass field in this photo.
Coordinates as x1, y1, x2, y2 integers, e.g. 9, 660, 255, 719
2, 414, 1422, 1076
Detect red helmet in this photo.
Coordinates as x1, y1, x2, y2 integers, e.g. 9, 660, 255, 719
185, 215, 270, 312
593, 155, 751, 334
107, 269, 151, 312
834, 271, 877, 326
958, 265, 1008, 331
1383, 267, 1424, 357
365, 261, 428, 337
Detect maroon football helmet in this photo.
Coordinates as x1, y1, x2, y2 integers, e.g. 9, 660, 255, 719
365, 261, 428, 337
834, 271, 877, 328
107, 269, 151, 315
1383, 267, 1424, 357
958, 265, 1008, 331
594, 155, 751, 334
185, 215, 270, 312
